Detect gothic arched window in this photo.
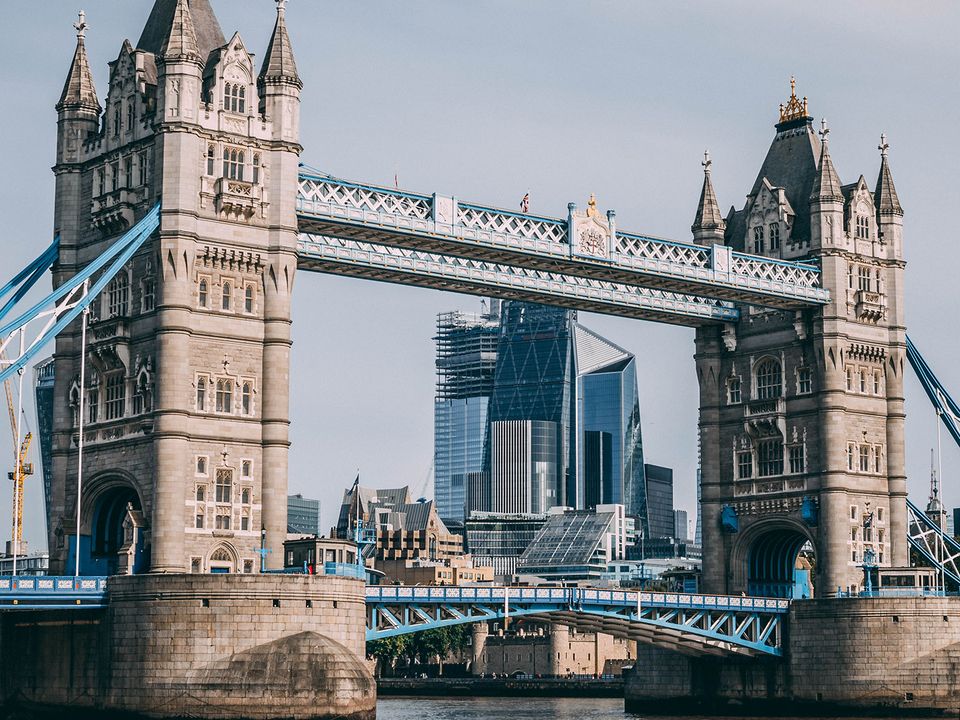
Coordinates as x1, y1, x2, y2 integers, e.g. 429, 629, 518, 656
856, 214, 869, 240
107, 273, 129, 318
221, 281, 232, 311
196, 377, 206, 410
244, 285, 254, 314
215, 379, 233, 413
198, 278, 209, 308
238, 85, 246, 114
755, 359, 782, 400
241, 382, 252, 415
224, 83, 244, 113
215, 469, 233, 503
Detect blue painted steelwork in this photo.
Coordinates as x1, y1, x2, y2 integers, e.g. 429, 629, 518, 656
0, 575, 107, 609
296, 174, 830, 313
0, 237, 60, 322
0, 204, 160, 385
365, 585, 788, 657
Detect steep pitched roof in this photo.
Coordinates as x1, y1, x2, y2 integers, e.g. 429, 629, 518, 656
692, 161, 725, 235
58, 29, 100, 113
875, 143, 903, 216
138, 0, 225, 63
259, 2, 300, 86
746, 119, 821, 244
810, 132, 844, 204
160, 0, 200, 61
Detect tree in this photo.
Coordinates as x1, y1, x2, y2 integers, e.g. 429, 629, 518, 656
366, 634, 410, 677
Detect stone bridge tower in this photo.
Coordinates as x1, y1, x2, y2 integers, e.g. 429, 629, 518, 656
694, 81, 907, 597
48, 0, 301, 574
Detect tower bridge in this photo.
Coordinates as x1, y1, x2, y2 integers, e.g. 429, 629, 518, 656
0, 0, 958, 717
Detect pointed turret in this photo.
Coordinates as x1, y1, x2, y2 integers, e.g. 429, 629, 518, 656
138, 0, 224, 62
161, 0, 201, 63
875, 134, 903, 217
57, 11, 100, 114
810, 119, 843, 203
692, 150, 726, 245
259, 0, 301, 88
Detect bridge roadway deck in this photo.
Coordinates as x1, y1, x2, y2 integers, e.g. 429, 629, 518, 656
0, 578, 787, 657
296, 174, 830, 319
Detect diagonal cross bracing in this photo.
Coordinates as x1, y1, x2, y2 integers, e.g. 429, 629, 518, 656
297, 234, 739, 326
364, 585, 787, 656
297, 174, 830, 312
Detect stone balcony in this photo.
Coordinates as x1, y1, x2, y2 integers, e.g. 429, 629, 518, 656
855, 289, 885, 322
91, 187, 144, 234
89, 317, 129, 345
215, 178, 262, 220
743, 397, 785, 438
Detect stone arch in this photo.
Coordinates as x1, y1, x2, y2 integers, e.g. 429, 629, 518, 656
731, 517, 816, 599
78, 472, 145, 575
208, 543, 238, 574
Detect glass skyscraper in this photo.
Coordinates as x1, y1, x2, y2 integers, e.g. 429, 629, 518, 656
433, 304, 500, 527
486, 302, 576, 511
575, 324, 648, 534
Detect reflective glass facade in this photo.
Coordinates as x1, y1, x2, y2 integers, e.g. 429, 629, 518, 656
34, 358, 55, 540
433, 308, 500, 527
577, 356, 647, 534
644, 463, 675, 540
486, 302, 575, 509
287, 494, 321, 535
465, 511, 547, 581
435, 396, 489, 524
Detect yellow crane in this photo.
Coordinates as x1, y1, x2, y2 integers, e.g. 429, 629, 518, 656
1, 350, 33, 552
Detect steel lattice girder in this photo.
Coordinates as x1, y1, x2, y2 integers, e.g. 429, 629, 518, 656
906, 499, 960, 586
297, 175, 830, 310
297, 234, 739, 327
364, 586, 786, 656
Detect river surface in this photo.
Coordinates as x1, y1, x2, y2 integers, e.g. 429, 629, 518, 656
377, 697, 883, 720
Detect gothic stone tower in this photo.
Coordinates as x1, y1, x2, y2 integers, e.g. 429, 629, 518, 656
49, 0, 301, 574
694, 82, 907, 597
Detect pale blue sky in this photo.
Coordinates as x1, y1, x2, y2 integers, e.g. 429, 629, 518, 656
2, 1, 959, 547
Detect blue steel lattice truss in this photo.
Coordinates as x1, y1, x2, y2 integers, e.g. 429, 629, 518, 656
365, 585, 787, 657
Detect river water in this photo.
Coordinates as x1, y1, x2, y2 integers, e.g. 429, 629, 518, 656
378, 697, 629, 719
378, 697, 880, 719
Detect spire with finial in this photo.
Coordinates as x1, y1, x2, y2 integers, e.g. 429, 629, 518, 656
57, 10, 100, 113
778, 75, 810, 125
260, 0, 301, 88
810, 118, 843, 203
692, 149, 725, 243
161, 0, 201, 63
875, 132, 903, 217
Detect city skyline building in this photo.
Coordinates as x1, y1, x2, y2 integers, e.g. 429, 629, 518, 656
287, 494, 321, 536
433, 303, 500, 528
674, 509, 689, 542
644, 464, 675, 540
464, 511, 548, 581
486, 302, 576, 512
575, 324, 647, 532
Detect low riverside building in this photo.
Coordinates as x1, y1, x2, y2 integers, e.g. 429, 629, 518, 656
515, 504, 630, 583
377, 555, 493, 585
333, 481, 464, 563
472, 622, 636, 678
465, 511, 547, 582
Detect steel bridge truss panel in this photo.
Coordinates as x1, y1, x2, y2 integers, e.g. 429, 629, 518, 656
364, 586, 786, 657
0, 575, 108, 609
297, 175, 830, 310
906, 499, 960, 587
297, 234, 739, 326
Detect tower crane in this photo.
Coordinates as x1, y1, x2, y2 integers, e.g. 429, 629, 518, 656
1, 350, 32, 554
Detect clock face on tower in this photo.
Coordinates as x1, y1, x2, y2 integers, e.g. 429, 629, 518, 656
578, 227, 607, 257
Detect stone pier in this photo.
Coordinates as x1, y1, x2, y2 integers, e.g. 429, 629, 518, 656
625, 596, 960, 716
0, 574, 375, 720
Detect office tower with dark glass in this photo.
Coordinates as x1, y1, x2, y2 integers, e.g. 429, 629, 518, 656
575, 324, 647, 534
486, 302, 576, 513
644, 463, 675, 539
33, 358, 55, 540
287, 494, 322, 535
433, 303, 500, 527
